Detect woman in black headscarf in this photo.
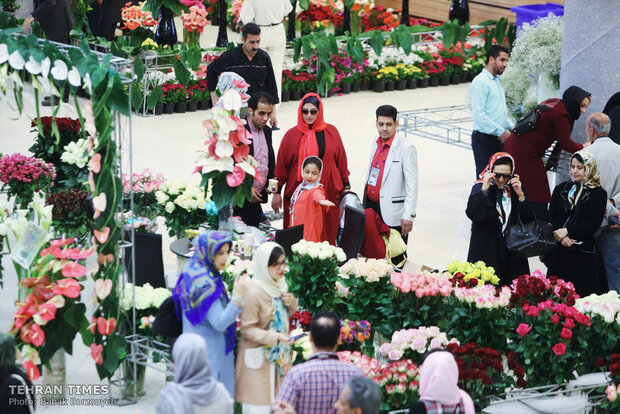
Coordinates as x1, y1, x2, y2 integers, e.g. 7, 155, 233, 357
0, 334, 36, 414
603, 92, 620, 144
503, 86, 592, 218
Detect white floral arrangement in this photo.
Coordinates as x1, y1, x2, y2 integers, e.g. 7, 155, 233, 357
379, 326, 459, 360
290, 327, 313, 360
60, 138, 89, 168
575, 291, 620, 325
292, 240, 347, 262
339, 258, 393, 283
155, 179, 208, 213
368, 46, 424, 69
225, 259, 253, 278
453, 285, 511, 309
501, 14, 563, 117
120, 282, 171, 311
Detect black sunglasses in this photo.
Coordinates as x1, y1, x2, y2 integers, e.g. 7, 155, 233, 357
493, 173, 513, 180
301, 109, 318, 115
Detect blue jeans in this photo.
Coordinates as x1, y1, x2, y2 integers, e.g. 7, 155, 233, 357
472, 130, 503, 177
597, 228, 620, 292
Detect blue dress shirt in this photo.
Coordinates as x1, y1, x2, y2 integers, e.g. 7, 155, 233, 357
470, 69, 510, 137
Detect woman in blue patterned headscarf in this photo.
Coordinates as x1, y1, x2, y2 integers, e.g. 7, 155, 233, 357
172, 230, 250, 396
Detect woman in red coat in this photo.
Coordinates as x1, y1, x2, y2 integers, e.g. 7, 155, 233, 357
272, 93, 350, 244
503, 86, 591, 218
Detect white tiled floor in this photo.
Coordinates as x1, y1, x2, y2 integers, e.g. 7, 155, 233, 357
0, 29, 547, 413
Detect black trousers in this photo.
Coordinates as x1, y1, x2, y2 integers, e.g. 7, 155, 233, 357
472, 130, 504, 177
234, 201, 264, 227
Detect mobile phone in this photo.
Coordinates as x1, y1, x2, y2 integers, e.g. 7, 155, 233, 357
289, 332, 308, 342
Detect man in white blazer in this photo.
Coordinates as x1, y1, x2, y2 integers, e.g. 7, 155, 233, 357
363, 105, 419, 243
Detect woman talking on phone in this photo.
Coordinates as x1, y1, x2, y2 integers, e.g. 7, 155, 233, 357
466, 152, 534, 285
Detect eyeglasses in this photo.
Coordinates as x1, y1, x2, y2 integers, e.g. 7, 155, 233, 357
493, 173, 513, 180
271, 260, 287, 268
301, 109, 318, 115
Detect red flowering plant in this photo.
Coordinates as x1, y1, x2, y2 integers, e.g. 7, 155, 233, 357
420, 59, 447, 78
338, 351, 420, 412
10, 238, 95, 380
120, 1, 157, 44
289, 310, 313, 332
0, 153, 56, 208
507, 291, 592, 386
29, 116, 88, 187
121, 169, 165, 219
360, 6, 399, 32
598, 354, 620, 409
186, 79, 208, 102
297, 5, 342, 35
161, 83, 188, 103
46, 188, 90, 237
439, 46, 465, 74
509, 270, 579, 308
290, 71, 317, 93
446, 342, 526, 410
282, 69, 295, 93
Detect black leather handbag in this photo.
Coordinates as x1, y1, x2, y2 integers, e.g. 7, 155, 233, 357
506, 218, 557, 257
513, 98, 560, 136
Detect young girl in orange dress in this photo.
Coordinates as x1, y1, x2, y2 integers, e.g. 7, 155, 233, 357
289, 156, 335, 242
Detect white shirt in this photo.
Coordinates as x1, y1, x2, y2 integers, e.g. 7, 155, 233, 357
239, 0, 293, 26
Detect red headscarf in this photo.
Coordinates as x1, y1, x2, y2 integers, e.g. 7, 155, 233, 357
475, 152, 515, 183
296, 93, 328, 180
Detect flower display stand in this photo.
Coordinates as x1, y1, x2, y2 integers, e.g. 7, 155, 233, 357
42, 350, 66, 400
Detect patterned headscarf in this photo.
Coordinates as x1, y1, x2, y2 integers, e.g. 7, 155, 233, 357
296, 93, 328, 181
566, 151, 601, 210
215, 72, 250, 115
172, 231, 236, 353
475, 152, 515, 231
289, 156, 323, 217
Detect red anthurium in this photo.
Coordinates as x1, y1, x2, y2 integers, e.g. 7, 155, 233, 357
49, 238, 75, 248
61, 261, 87, 278
226, 165, 246, 187
232, 139, 250, 163
89, 153, 102, 173
97, 317, 116, 336
21, 323, 45, 347
50, 247, 69, 259
65, 247, 95, 260
93, 226, 110, 244
91, 343, 104, 365
23, 359, 41, 381
32, 303, 57, 326
88, 316, 97, 334
52, 278, 81, 298
33, 283, 55, 302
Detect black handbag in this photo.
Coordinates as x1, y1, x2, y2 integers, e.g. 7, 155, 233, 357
153, 296, 182, 338
506, 217, 557, 257
513, 98, 560, 136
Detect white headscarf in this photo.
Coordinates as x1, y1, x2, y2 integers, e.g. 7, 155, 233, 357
251, 242, 288, 298
155, 333, 221, 414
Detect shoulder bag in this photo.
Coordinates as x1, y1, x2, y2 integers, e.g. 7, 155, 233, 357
506, 212, 557, 257
513, 98, 561, 137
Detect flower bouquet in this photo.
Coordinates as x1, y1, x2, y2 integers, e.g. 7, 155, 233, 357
46, 188, 90, 238
574, 292, 620, 372
339, 319, 372, 352
221, 258, 253, 295
120, 282, 171, 337
447, 284, 512, 352
338, 351, 420, 412
0, 153, 56, 208
122, 169, 165, 220
11, 238, 94, 380
445, 259, 500, 287
155, 179, 209, 237
125, 217, 158, 234
194, 89, 259, 210
446, 342, 526, 410
509, 270, 578, 308
120, 1, 157, 43
339, 258, 393, 336
379, 326, 458, 364
600, 354, 620, 410
181, 4, 208, 47
290, 327, 314, 364
287, 240, 347, 314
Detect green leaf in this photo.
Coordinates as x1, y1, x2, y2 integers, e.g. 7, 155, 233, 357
131, 87, 143, 112
343, 0, 355, 8
293, 37, 303, 62
183, 46, 202, 71
369, 30, 384, 56
107, 74, 131, 116
299, 0, 309, 9
174, 60, 191, 86
147, 85, 163, 110
134, 57, 145, 84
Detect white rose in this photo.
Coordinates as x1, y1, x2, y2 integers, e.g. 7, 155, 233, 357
165, 202, 175, 213
155, 190, 168, 204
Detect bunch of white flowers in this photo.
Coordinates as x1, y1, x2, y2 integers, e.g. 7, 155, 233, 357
120, 282, 171, 311
575, 291, 620, 325
60, 138, 88, 168
453, 285, 511, 309
156, 179, 207, 213
225, 259, 253, 278
368, 46, 424, 69
292, 240, 346, 262
339, 258, 393, 283
174, 183, 207, 211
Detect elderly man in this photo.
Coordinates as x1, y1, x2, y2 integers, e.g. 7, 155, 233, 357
274, 376, 381, 414
274, 311, 364, 414
584, 112, 620, 292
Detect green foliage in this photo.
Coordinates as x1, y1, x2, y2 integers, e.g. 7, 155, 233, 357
391, 25, 412, 55
287, 254, 343, 314
369, 30, 384, 56
439, 19, 470, 49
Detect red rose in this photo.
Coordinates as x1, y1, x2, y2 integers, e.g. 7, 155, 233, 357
552, 342, 567, 356
563, 318, 575, 329
560, 328, 572, 340
526, 306, 540, 317
516, 323, 531, 338
551, 314, 560, 324
574, 313, 590, 325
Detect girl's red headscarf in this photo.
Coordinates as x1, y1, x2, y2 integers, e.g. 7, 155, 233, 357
296, 93, 328, 180
475, 152, 515, 183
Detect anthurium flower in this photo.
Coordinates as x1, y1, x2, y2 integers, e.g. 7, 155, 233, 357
93, 226, 110, 244
88, 171, 96, 192
66, 246, 95, 260
236, 160, 257, 178
8, 51, 25, 70
61, 261, 87, 278
92, 192, 107, 219
25, 56, 42, 75
46, 295, 65, 309
0, 44, 8, 64
89, 153, 102, 173
97, 317, 116, 335
51, 59, 68, 81
20, 323, 45, 347
23, 359, 41, 380
49, 237, 75, 248
40, 57, 51, 78
94, 278, 113, 300
226, 165, 246, 187
98, 253, 114, 265
32, 303, 57, 326
221, 88, 242, 112
215, 140, 234, 158
91, 343, 104, 365
53, 278, 81, 298
88, 316, 97, 334
67, 66, 81, 87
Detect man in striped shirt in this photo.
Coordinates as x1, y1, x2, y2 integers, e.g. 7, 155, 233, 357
275, 311, 364, 414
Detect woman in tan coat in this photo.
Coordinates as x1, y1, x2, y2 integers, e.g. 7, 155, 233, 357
235, 242, 297, 414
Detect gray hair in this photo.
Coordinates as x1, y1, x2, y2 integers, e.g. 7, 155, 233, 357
587, 113, 611, 135
345, 376, 381, 414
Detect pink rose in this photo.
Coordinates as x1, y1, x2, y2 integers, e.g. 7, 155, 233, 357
516, 323, 531, 338
552, 342, 566, 356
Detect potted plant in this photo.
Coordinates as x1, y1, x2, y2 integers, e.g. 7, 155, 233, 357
378, 66, 398, 91
341, 76, 353, 94
0, 153, 56, 209
371, 70, 385, 93
418, 73, 430, 88
173, 85, 188, 113
395, 64, 408, 90
282, 70, 293, 102
407, 65, 422, 89
161, 83, 176, 114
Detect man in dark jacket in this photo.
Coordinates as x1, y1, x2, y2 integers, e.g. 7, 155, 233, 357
233, 91, 277, 227
24, 0, 75, 44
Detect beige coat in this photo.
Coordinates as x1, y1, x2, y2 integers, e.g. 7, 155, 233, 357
235, 282, 297, 405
